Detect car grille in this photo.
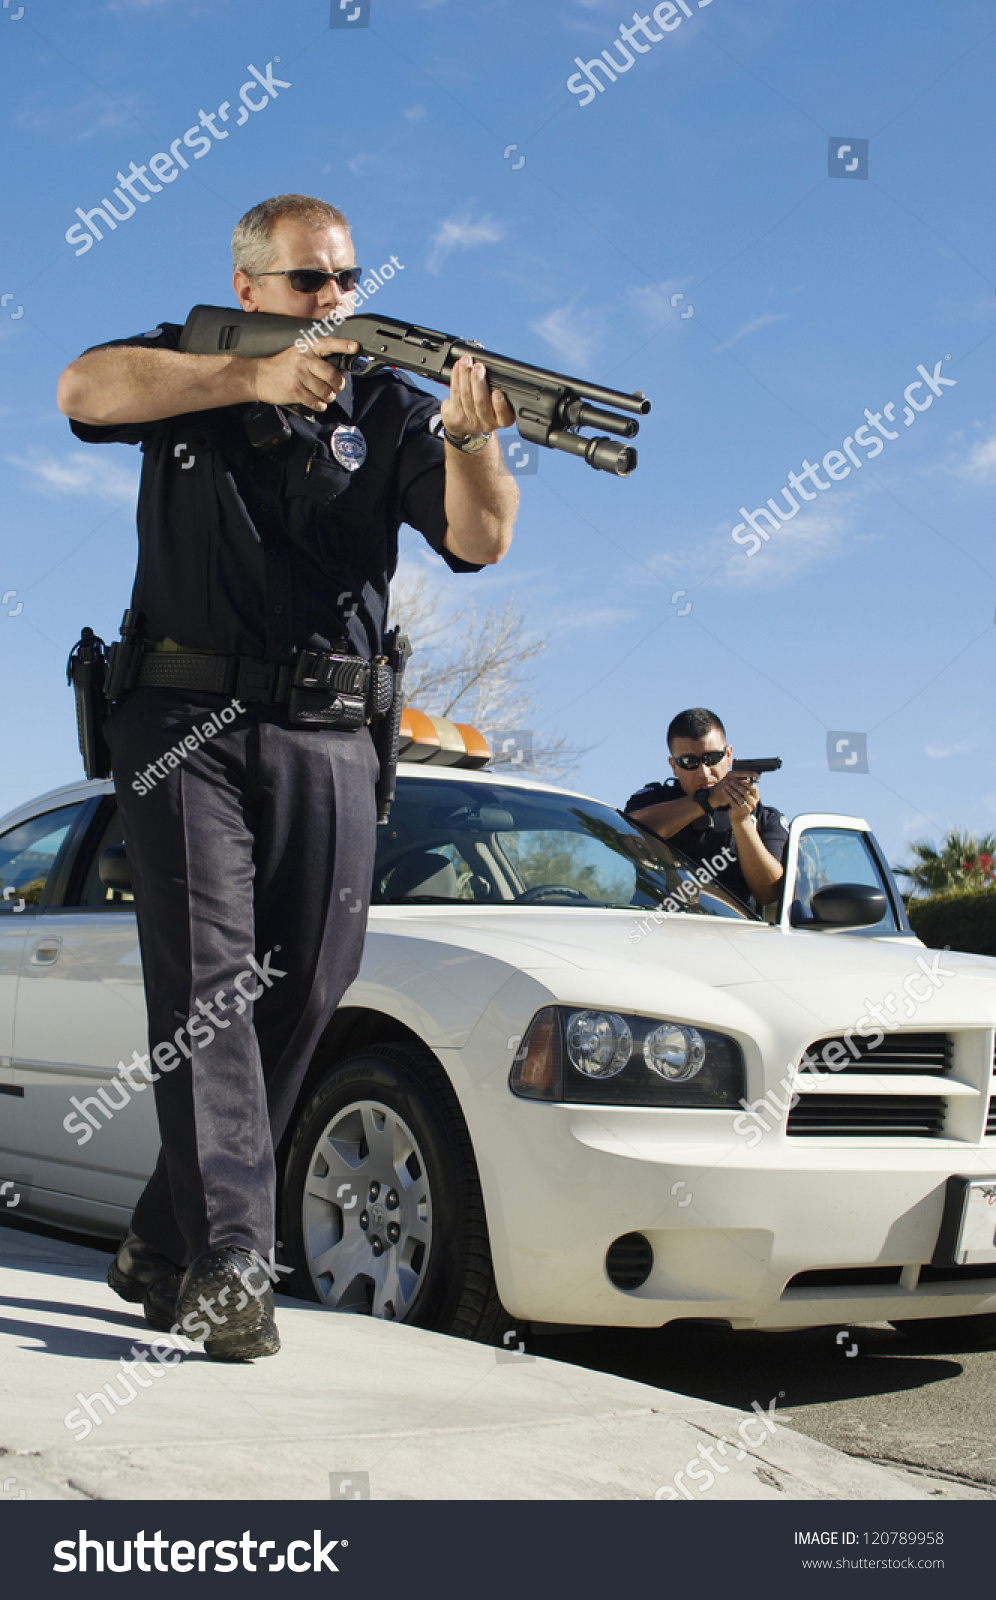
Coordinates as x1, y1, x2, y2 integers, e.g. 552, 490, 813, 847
784, 1261, 996, 1292
785, 1032, 952, 1138
806, 1031, 950, 1074
786, 1094, 946, 1138
787, 1266, 904, 1288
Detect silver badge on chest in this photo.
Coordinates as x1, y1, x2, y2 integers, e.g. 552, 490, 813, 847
331, 424, 367, 472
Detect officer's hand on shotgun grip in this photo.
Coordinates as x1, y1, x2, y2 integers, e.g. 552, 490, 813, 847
252, 338, 360, 411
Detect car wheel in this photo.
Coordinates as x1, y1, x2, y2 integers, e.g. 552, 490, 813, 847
890, 1313, 996, 1349
281, 1041, 508, 1341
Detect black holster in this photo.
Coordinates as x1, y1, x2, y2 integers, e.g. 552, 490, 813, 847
66, 629, 111, 780
66, 609, 145, 779
372, 628, 411, 825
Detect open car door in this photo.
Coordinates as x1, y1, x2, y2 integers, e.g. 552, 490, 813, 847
776, 812, 918, 941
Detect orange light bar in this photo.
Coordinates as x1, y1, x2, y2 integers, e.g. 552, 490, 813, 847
454, 724, 491, 768
398, 708, 440, 762
398, 710, 492, 769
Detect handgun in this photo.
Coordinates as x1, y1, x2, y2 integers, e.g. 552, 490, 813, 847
731, 758, 782, 776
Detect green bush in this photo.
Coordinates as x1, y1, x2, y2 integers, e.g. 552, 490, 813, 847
907, 889, 996, 958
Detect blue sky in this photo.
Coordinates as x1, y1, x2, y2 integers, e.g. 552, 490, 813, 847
1, 0, 994, 872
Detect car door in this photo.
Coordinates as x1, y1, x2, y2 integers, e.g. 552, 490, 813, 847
11, 794, 158, 1232
776, 812, 915, 939
0, 796, 92, 1199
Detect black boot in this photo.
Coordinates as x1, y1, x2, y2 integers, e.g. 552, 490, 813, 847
174, 1247, 280, 1361
107, 1232, 184, 1332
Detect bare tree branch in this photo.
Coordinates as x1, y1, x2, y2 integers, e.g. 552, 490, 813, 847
391, 569, 593, 783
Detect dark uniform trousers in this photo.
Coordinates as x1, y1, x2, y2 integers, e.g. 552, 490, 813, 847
105, 686, 379, 1267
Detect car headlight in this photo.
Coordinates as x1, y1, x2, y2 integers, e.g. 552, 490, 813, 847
510, 1006, 744, 1107
565, 1010, 632, 1078
644, 1023, 706, 1082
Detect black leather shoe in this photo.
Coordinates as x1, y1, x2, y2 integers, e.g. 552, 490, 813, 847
107, 1232, 184, 1333
174, 1247, 280, 1361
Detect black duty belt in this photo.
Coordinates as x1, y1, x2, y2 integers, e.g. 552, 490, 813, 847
137, 648, 394, 730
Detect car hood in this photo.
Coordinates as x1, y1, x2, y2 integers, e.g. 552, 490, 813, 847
369, 906, 976, 987
359, 907, 996, 1049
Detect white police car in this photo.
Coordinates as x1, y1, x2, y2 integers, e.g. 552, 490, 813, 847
1, 715, 994, 1345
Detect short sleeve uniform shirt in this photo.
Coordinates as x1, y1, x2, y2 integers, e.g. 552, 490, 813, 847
69, 319, 479, 662
624, 777, 789, 906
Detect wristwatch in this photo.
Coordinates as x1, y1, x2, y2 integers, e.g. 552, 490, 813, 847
693, 787, 712, 815
442, 428, 492, 454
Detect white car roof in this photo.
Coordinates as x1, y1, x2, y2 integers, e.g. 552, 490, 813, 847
0, 762, 613, 837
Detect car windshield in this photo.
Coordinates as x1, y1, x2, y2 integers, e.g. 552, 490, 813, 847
372, 776, 754, 919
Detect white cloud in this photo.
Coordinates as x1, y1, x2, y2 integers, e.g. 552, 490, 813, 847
528, 303, 604, 369
402, 104, 427, 122
9, 452, 139, 503
426, 213, 506, 274
925, 740, 972, 759
720, 501, 855, 589
634, 495, 863, 596
959, 431, 996, 482
13, 90, 142, 143
346, 152, 376, 177
625, 279, 693, 328
713, 312, 791, 353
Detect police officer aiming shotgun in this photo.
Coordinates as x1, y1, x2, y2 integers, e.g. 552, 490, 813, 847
56, 193, 524, 1360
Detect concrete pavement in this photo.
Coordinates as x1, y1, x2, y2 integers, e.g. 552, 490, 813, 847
0, 1226, 980, 1501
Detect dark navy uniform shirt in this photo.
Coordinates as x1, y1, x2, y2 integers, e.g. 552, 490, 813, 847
69, 319, 480, 662
624, 777, 790, 907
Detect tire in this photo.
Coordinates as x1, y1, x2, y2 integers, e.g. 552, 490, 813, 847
890, 1313, 996, 1350
280, 1041, 508, 1342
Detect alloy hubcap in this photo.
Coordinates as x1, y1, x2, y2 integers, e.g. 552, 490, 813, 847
301, 1099, 432, 1320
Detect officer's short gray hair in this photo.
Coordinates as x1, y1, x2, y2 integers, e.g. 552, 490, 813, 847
232, 194, 351, 276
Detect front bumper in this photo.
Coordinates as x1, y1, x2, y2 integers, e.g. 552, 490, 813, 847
455, 1082, 996, 1331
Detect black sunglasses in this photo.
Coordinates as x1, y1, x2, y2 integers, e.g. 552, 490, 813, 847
673, 750, 726, 772
256, 267, 362, 294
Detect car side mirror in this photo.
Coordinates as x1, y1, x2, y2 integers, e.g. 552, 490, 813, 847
792, 882, 887, 928
98, 843, 133, 896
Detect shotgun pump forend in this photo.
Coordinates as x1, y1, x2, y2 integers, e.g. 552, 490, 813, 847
178, 305, 651, 476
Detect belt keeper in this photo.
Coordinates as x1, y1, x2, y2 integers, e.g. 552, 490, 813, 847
236, 658, 279, 702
